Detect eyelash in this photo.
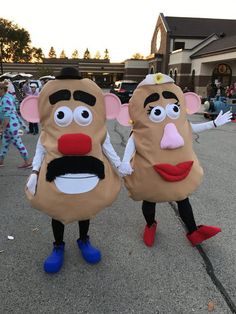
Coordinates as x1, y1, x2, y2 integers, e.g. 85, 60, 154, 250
147, 106, 154, 115
147, 103, 180, 115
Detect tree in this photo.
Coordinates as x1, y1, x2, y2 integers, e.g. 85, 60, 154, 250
31, 47, 44, 62
94, 50, 101, 59
59, 49, 67, 58
71, 49, 79, 59
48, 46, 57, 58
0, 18, 43, 62
83, 48, 91, 59
104, 48, 109, 60
132, 52, 144, 59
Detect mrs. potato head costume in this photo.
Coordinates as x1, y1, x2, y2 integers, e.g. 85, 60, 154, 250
117, 73, 232, 247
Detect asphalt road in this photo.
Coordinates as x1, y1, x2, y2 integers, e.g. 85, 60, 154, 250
0, 114, 236, 314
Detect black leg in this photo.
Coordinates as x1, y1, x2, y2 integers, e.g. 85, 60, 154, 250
28, 122, 34, 133
142, 200, 156, 227
78, 220, 90, 241
52, 219, 65, 245
176, 198, 198, 233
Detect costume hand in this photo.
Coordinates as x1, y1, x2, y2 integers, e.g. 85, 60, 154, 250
214, 110, 232, 127
26, 173, 38, 195
118, 161, 134, 177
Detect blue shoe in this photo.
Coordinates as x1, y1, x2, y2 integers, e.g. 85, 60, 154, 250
44, 242, 65, 273
77, 237, 101, 264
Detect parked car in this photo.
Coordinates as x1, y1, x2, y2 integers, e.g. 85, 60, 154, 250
0, 72, 32, 80
110, 80, 138, 103
13, 79, 42, 94
39, 75, 55, 81
39, 75, 55, 85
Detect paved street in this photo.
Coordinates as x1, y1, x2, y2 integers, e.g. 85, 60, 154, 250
0, 114, 236, 314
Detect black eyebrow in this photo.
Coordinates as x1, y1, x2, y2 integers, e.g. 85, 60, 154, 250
144, 93, 160, 107
49, 90, 71, 105
73, 90, 96, 106
162, 91, 179, 102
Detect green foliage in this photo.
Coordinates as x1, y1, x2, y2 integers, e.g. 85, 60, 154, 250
59, 49, 67, 58
104, 48, 109, 60
95, 50, 101, 59
0, 18, 44, 62
48, 46, 57, 58
132, 52, 144, 59
83, 48, 91, 59
71, 49, 79, 59
31, 47, 44, 62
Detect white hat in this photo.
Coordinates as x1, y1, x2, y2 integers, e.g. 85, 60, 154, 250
30, 83, 37, 88
138, 73, 174, 88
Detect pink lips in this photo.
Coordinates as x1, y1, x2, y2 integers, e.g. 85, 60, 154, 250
153, 161, 193, 182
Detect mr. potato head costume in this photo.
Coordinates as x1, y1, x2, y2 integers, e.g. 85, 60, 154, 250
20, 67, 123, 273
118, 73, 232, 247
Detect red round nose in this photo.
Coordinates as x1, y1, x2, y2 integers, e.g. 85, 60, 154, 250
58, 133, 92, 155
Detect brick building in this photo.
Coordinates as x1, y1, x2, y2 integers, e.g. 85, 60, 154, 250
148, 13, 236, 97
1, 58, 149, 87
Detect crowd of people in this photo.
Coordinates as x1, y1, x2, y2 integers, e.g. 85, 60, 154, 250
206, 81, 236, 99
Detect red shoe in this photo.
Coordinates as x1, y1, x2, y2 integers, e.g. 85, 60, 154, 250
143, 222, 157, 247
187, 225, 221, 246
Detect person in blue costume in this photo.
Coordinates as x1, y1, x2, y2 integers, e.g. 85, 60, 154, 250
0, 80, 31, 168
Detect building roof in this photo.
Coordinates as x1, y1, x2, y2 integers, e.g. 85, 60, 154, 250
164, 16, 236, 38
191, 34, 236, 58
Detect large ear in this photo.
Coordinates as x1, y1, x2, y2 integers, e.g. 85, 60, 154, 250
117, 104, 131, 126
184, 92, 201, 115
20, 95, 40, 122
104, 93, 122, 119
104, 93, 131, 126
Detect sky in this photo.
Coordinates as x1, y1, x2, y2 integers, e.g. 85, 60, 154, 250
1, 0, 236, 62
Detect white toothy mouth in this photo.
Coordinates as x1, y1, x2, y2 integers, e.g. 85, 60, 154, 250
54, 173, 99, 194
